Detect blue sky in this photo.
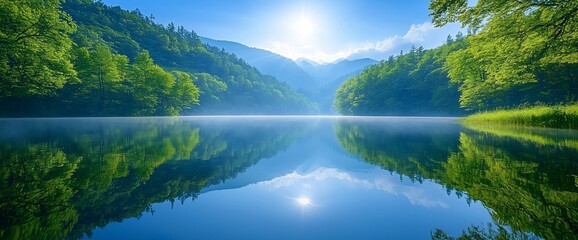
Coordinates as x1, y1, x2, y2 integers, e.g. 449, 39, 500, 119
101, 0, 462, 63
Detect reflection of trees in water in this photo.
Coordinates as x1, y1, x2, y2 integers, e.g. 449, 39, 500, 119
0, 118, 307, 239
432, 223, 540, 240
334, 119, 461, 184
0, 145, 80, 240
334, 120, 578, 239
444, 131, 578, 239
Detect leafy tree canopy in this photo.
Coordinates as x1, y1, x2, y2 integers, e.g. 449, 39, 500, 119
0, 0, 77, 97
430, 0, 578, 110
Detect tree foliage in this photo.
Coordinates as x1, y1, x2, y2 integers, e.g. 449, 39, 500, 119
0, 0, 77, 97
64, 44, 128, 115
430, 0, 578, 111
336, 1, 578, 115
334, 40, 466, 116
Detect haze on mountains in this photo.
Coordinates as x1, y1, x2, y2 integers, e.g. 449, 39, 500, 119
200, 37, 377, 113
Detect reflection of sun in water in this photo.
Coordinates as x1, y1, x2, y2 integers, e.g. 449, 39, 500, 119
297, 196, 312, 206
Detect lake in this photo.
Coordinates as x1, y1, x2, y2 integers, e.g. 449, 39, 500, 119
0, 116, 577, 239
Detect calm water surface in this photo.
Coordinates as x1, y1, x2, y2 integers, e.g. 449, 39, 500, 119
0, 116, 577, 239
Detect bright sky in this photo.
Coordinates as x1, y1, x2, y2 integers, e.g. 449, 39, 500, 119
101, 0, 462, 63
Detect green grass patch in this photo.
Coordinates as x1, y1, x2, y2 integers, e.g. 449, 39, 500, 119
461, 104, 578, 129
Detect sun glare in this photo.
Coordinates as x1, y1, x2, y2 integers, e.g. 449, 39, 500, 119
292, 12, 316, 39
297, 197, 312, 206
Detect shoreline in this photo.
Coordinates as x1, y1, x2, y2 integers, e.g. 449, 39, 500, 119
460, 104, 578, 130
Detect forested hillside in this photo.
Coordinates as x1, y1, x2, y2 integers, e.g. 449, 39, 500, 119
335, 0, 578, 116
0, 0, 317, 116
334, 37, 466, 116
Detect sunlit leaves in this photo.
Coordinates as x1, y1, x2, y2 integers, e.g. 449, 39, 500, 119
126, 51, 200, 116
67, 44, 128, 114
170, 71, 200, 114
430, 0, 578, 111
429, 0, 468, 27
0, 0, 76, 97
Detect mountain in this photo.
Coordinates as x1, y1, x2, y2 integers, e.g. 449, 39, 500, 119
0, 0, 319, 117
200, 37, 317, 91
301, 58, 378, 113
200, 37, 377, 92
297, 58, 378, 84
295, 58, 321, 78
199, 38, 378, 113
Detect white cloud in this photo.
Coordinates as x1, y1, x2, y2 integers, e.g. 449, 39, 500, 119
403, 22, 436, 42
263, 21, 461, 63
347, 21, 459, 60
373, 37, 399, 51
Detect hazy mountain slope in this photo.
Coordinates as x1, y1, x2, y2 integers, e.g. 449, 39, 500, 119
200, 37, 378, 93
200, 37, 377, 113
297, 58, 378, 83
296, 58, 378, 113
200, 37, 317, 91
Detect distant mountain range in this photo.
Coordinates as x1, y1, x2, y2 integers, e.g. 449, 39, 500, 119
200, 37, 378, 112
200, 37, 315, 91
295, 57, 378, 84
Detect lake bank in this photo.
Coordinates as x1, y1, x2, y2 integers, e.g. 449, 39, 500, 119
461, 104, 578, 129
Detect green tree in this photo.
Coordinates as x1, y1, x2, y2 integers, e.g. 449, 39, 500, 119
0, 0, 316, 116
0, 0, 77, 97
430, 0, 578, 110
68, 44, 128, 115
192, 72, 227, 107
125, 51, 199, 116
128, 50, 177, 115
168, 71, 200, 115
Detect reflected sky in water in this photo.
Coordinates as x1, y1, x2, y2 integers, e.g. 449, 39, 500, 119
102, 169, 489, 240
86, 117, 491, 240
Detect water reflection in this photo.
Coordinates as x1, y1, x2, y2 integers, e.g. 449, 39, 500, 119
1, 117, 577, 239
334, 118, 462, 184
0, 117, 308, 239
334, 118, 578, 239
449, 126, 578, 239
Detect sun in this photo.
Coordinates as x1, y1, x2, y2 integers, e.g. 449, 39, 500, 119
292, 12, 316, 40
296, 196, 312, 206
